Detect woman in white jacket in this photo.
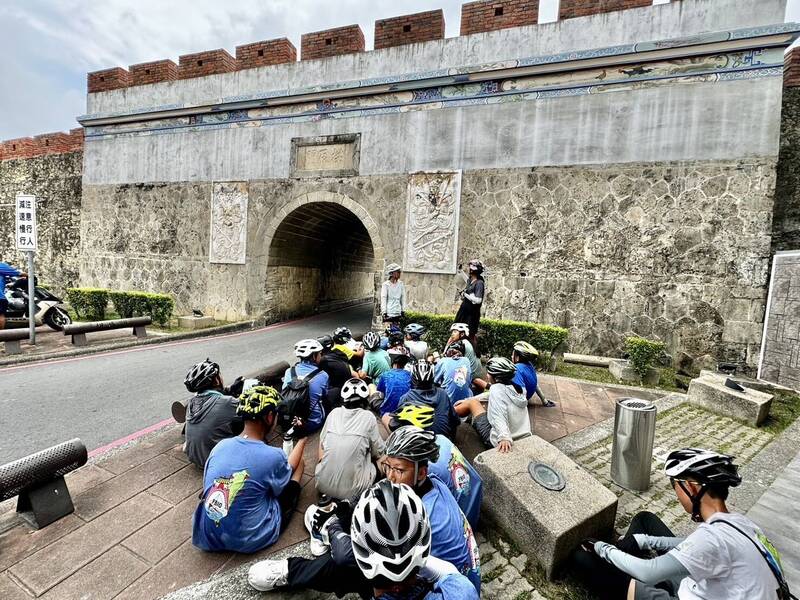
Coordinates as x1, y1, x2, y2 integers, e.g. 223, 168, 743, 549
380, 262, 406, 327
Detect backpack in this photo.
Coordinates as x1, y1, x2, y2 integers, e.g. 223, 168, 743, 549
278, 365, 323, 433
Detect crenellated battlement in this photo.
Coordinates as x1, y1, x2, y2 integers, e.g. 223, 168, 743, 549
84, 0, 686, 94
0, 128, 83, 162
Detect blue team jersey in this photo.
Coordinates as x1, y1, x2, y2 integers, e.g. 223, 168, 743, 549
282, 360, 329, 431
372, 573, 478, 600
193, 437, 291, 553
377, 369, 412, 415
0, 262, 21, 296
424, 475, 481, 594
512, 362, 538, 401
429, 436, 483, 530
434, 357, 472, 404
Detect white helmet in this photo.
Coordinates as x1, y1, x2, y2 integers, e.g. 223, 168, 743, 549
450, 322, 470, 335
385, 262, 402, 277
294, 338, 323, 359
351, 480, 431, 582
341, 378, 370, 406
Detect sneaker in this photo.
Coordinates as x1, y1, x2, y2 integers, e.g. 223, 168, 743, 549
304, 504, 334, 556
248, 559, 288, 591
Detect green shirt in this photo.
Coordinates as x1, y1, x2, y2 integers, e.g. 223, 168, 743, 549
363, 349, 391, 380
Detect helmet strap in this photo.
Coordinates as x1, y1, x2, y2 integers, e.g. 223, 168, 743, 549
679, 481, 707, 522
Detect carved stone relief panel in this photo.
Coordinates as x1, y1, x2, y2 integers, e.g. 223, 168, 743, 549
290, 134, 360, 177
209, 181, 248, 265
403, 170, 461, 274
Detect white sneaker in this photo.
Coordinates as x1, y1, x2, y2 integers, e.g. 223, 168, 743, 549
304, 505, 331, 556
248, 558, 289, 591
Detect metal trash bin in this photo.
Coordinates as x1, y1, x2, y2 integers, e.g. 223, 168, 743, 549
611, 397, 657, 491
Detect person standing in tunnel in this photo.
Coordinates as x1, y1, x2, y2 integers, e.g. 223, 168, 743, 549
454, 260, 485, 353
380, 262, 406, 328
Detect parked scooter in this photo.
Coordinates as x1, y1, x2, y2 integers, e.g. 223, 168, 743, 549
3, 277, 72, 331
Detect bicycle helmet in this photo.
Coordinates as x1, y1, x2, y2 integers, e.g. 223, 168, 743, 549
333, 327, 352, 344
385, 426, 440, 464
450, 322, 470, 336
410, 361, 435, 389
513, 341, 539, 361
350, 480, 431, 582
664, 448, 742, 522
317, 335, 334, 351
486, 357, 517, 383
341, 378, 370, 407
294, 338, 323, 359
385, 262, 402, 278
444, 340, 465, 357
388, 331, 405, 346
363, 331, 381, 351
468, 259, 484, 275
392, 403, 435, 431
184, 358, 220, 392
403, 323, 426, 340
236, 385, 281, 419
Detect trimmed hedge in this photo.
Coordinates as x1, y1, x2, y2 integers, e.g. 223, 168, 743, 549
66, 288, 109, 321
109, 291, 175, 326
66, 288, 175, 326
401, 311, 569, 362
625, 336, 666, 377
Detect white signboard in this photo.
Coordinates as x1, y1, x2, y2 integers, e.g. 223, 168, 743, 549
15, 194, 37, 252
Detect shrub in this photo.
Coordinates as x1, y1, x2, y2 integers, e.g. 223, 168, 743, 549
66, 288, 109, 320
109, 291, 175, 326
625, 336, 666, 377
401, 311, 569, 361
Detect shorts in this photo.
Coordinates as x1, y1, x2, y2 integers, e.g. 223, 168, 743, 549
0, 298, 7, 315
634, 580, 679, 600
278, 480, 302, 532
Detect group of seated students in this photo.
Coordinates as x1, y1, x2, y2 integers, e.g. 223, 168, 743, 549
179, 323, 793, 600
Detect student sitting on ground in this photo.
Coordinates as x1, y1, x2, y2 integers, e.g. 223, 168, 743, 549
332, 326, 364, 366
388, 403, 483, 529
385, 361, 460, 440
433, 341, 473, 405
359, 331, 391, 382
192, 386, 306, 553
183, 358, 242, 468
445, 323, 487, 390
280, 339, 329, 454
455, 357, 531, 454
511, 341, 555, 407
386, 329, 411, 359
404, 323, 429, 361
376, 352, 413, 416
573, 448, 792, 600
318, 334, 356, 408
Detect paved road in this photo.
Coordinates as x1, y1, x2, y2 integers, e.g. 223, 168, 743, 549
0, 303, 372, 463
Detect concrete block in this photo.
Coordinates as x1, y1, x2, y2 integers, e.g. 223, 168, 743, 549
609, 359, 638, 382
473, 436, 617, 579
687, 374, 773, 427
177, 315, 214, 329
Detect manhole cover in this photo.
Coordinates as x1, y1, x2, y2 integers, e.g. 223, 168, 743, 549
528, 462, 566, 491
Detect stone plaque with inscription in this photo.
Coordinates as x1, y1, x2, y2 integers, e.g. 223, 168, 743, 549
290, 134, 360, 177
403, 171, 461, 274
209, 182, 248, 265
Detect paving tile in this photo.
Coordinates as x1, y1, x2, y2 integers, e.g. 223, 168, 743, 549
296, 476, 319, 516
147, 464, 203, 505
0, 514, 84, 571
533, 419, 568, 443
113, 539, 230, 600
555, 379, 592, 417
40, 546, 148, 600
219, 509, 309, 574
0, 572, 32, 599
96, 428, 183, 475
74, 455, 185, 521
564, 412, 598, 434
532, 404, 565, 424
8, 492, 170, 596
65, 464, 116, 497
164, 445, 190, 465
122, 494, 197, 565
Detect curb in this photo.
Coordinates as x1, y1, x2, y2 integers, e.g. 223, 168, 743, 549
0, 319, 260, 368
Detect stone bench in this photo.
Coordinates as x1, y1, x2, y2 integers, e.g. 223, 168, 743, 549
474, 435, 618, 579
687, 373, 773, 427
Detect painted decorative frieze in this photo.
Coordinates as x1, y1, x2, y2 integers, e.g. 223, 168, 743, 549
403, 170, 461, 274
209, 182, 248, 264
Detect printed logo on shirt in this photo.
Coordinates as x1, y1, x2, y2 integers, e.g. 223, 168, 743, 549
462, 512, 481, 576
453, 366, 469, 388
204, 470, 250, 525
448, 449, 471, 500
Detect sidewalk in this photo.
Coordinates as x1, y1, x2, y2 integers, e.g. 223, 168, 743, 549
0, 376, 665, 600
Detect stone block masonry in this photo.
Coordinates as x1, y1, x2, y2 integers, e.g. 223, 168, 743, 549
301, 24, 365, 61
129, 59, 178, 86
559, 0, 663, 20
460, 0, 538, 35
236, 38, 296, 69
178, 49, 236, 79
375, 10, 445, 50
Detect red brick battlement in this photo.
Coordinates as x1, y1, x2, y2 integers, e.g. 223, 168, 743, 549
559, 0, 663, 20
0, 128, 84, 162
785, 47, 800, 88
301, 24, 365, 60
375, 10, 445, 50
460, 1, 538, 35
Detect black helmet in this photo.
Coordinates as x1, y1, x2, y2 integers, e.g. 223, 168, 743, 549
388, 331, 404, 346
444, 340, 465, 357
317, 335, 334, 351
184, 358, 220, 392
403, 323, 426, 340
468, 259, 484, 275
486, 357, 516, 383
363, 331, 380, 351
385, 426, 440, 464
411, 361, 435, 389
333, 327, 352, 344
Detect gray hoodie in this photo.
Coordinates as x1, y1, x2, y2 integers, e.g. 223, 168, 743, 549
184, 390, 240, 468
487, 383, 531, 447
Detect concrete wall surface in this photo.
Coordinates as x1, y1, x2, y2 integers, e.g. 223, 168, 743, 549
759, 252, 800, 390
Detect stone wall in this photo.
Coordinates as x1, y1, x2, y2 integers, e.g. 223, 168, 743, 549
0, 152, 83, 293
759, 252, 800, 390
773, 86, 800, 252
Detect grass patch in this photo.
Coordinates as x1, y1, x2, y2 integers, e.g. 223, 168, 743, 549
761, 390, 800, 435
65, 306, 226, 334
552, 362, 689, 393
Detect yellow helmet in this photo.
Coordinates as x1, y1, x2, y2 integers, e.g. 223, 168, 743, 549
393, 403, 436, 430
513, 341, 539, 360
237, 385, 281, 418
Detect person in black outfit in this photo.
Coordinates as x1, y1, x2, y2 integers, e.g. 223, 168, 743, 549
317, 335, 355, 411
454, 259, 485, 352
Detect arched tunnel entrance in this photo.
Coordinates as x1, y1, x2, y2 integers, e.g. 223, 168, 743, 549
266, 201, 377, 319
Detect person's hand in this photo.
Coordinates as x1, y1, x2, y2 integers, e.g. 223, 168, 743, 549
581, 538, 600, 554
497, 440, 512, 453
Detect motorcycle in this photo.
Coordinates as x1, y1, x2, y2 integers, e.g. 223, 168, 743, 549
4, 277, 72, 331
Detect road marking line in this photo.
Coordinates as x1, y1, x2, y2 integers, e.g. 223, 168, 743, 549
88, 417, 176, 458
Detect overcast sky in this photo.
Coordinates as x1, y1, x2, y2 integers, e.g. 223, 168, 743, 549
0, 0, 798, 140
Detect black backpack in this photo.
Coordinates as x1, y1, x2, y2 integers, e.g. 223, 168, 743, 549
278, 365, 323, 433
